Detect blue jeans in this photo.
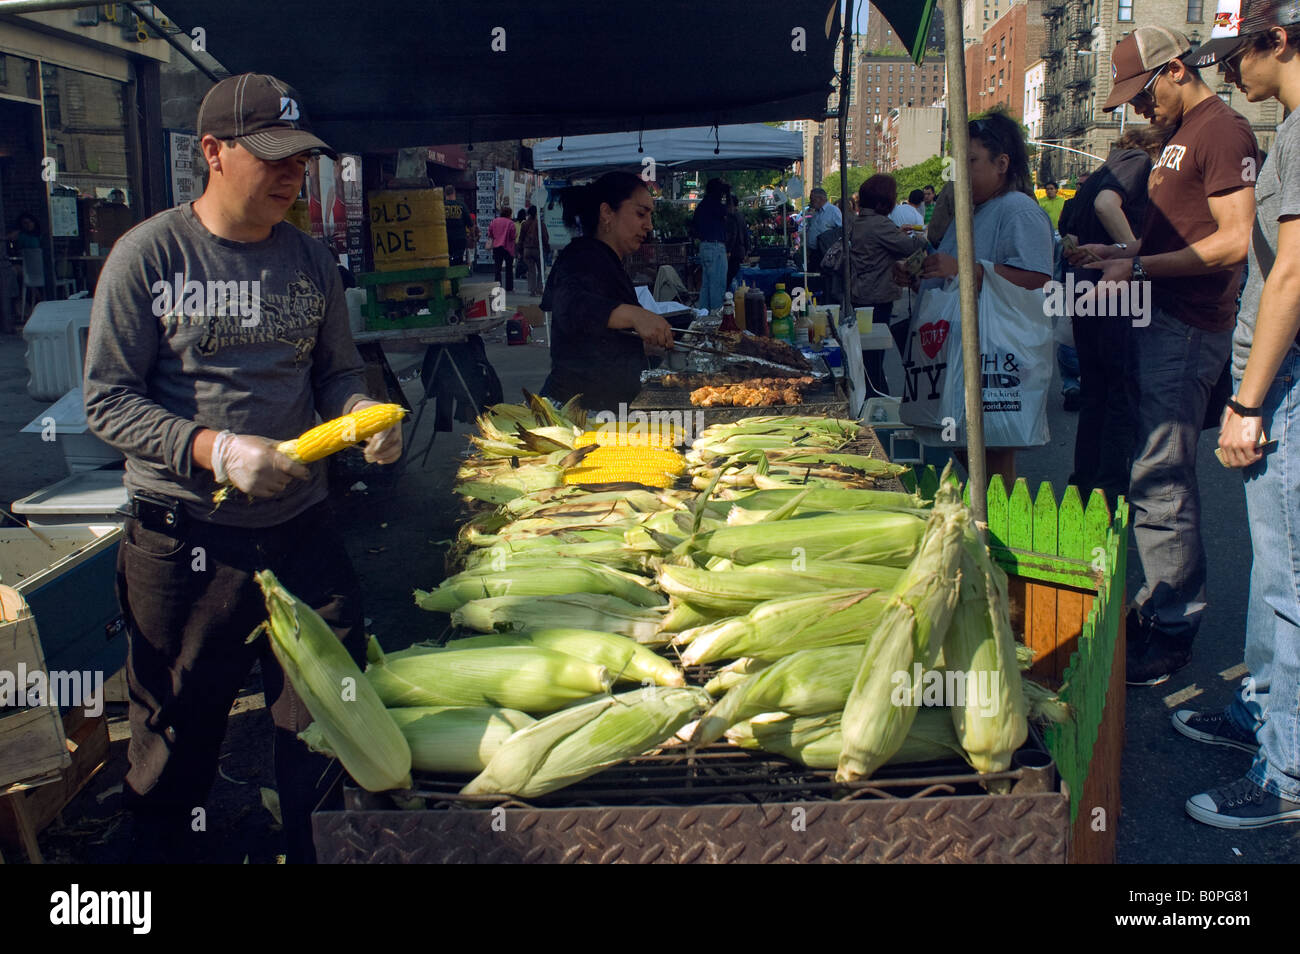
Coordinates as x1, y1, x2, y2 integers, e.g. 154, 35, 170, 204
1057, 344, 1080, 393
1229, 354, 1300, 800
698, 241, 727, 312
1127, 307, 1232, 651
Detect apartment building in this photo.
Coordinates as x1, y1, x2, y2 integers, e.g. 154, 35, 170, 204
1024, 58, 1047, 139
963, 0, 1015, 43
878, 107, 947, 170
965, 1, 1047, 119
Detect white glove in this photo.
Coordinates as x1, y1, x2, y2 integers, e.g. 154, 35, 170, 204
212, 431, 311, 498
351, 399, 404, 465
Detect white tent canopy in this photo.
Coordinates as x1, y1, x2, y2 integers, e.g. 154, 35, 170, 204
533, 124, 803, 178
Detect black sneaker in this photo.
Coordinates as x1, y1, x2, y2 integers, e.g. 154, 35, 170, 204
1171, 708, 1259, 754
1125, 644, 1191, 687
1186, 776, 1300, 829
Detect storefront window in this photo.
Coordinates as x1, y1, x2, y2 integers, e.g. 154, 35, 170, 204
39, 64, 140, 292
0, 52, 39, 100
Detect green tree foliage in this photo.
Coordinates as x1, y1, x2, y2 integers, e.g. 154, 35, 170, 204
819, 166, 875, 202
714, 168, 787, 199
892, 154, 948, 200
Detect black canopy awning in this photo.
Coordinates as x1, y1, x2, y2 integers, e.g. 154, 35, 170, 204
158, 0, 842, 151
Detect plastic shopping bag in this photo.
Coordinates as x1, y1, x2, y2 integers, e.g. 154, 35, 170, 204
898, 262, 1052, 448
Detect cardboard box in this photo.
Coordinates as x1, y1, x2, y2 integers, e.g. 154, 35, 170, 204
518, 304, 546, 328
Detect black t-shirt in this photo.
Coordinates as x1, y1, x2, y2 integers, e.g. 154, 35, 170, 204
1058, 148, 1152, 247
540, 236, 647, 411
444, 198, 472, 248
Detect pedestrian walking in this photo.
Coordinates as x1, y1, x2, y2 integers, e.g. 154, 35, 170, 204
692, 178, 728, 311
489, 205, 517, 291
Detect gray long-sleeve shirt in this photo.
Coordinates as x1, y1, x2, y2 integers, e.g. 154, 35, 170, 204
83, 202, 369, 528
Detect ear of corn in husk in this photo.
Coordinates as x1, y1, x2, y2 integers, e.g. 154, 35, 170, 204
836, 491, 969, 783
365, 645, 612, 712
386, 706, 535, 774
415, 560, 665, 613
438, 628, 683, 687
713, 487, 927, 515
942, 529, 1028, 774
676, 588, 889, 665
692, 510, 926, 566
703, 657, 770, 696
725, 707, 968, 770
692, 644, 866, 745
658, 561, 903, 616
450, 593, 668, 645
255, 570, 412, 792
461, 687, 711, 797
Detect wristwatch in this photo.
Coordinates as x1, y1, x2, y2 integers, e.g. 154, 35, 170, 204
1131, 256, 1149, 281
1226, 396, 1263, 417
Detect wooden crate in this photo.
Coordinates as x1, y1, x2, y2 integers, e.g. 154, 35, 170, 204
0, 707, 110, 862
0, 586, 70, 791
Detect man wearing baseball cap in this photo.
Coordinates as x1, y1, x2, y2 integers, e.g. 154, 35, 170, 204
84, 73, 402, 862
1068, 27, 1259, 688
1168, 1, 1300, 830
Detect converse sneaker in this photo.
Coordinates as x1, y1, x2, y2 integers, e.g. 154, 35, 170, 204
1186, 776, 1300, 829
1171, 708, 1259, 754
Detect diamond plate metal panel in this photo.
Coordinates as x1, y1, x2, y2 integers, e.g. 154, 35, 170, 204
313, 792, 1068, 864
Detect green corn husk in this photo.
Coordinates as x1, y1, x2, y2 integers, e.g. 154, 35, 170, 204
416, 560, 664, 613
365, 645, 612, 712
1023, 679, 1073, 723
438, 628, 684, 687
386, 706, 535, 774
692, 644, 867, 745
451, 593, 668, 645
464, 540, 649, 573
725, 706, 968, 769
658, 561, 903, 616
703, 657, 770, 696
943, 530, 1028, 774
455, 465, 564, 503
677, 588, 889, 665
693, 510, 926, 566
254, 570, 412, 792
716, 487, 927, 515
659, 598, 719, 634
836, 491, 969, 783
461, 686, 711, 798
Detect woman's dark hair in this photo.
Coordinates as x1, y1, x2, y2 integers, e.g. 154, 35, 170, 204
1114, 122, 1166, 158
704, 177, 727, 200
516, 209, 528, 221
499, 205, 512, 219
558, 171, 647, 234
858, 174, 898, 216
16, 212, 39, 233
968, 109, 1034, 199
526, 205, 538, 219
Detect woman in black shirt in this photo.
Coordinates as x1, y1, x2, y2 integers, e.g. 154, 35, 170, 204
540, 172, 674, 412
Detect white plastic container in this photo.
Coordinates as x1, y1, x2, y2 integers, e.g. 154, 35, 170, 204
22, 299, 94, 402
11, 469, 127, 529
22, 388, 124, 473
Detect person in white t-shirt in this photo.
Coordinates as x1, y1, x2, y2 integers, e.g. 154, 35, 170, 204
889, 189, 926, 233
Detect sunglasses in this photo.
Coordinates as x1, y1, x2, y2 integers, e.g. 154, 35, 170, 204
1219, 41, 1251, 80
1130, 62, 1168, 108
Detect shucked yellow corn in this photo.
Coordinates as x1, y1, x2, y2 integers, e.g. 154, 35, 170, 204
562, 443, 687, 487
279, 403, 407, 463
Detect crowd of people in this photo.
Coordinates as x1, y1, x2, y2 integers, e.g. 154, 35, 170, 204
827, 16, 1300, 832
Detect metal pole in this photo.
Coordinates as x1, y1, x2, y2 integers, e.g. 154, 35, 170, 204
125, 1, 223, 83
838, 1, 853, 345
941, 0, 988, 526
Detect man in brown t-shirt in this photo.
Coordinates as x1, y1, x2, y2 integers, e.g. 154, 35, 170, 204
1069, 27, 1257, 686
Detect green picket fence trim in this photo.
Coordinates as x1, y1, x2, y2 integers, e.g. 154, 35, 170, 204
906, 465, 1129, 823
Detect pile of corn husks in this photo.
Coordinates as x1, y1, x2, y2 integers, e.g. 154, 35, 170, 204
255, 398, 1068, 800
